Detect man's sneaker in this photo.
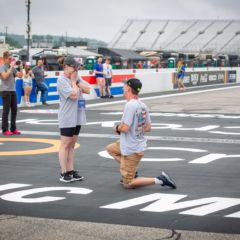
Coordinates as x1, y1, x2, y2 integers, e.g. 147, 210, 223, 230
3, 130, 13, 136
120, 171, 139, 185
157, 171, 176, 189
109, 95, 114, 98
42, 102, 50, 106
59, 172, 74, 183
12, 129, 21, 135
67, 170, 84, 181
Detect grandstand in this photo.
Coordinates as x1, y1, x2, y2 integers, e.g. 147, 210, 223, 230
108, 19, 240, 55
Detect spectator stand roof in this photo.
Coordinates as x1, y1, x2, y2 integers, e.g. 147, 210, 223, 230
108, 19, 240, 55
98, 47, 147, 61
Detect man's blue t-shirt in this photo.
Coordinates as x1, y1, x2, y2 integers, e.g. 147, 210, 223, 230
32, 66, 45, 84
94, 63, 104, 78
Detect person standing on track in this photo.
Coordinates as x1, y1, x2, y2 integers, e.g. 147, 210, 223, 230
32, 59, 49, 105
0, 51, 23, 135
94, 56, 105, 98
57, 56, 90, 183
22, 62, 33, 107
106, 78, 176, 189
176, 60, 186, 91
103, 57, 114, 98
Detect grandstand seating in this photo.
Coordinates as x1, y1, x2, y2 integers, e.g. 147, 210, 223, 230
108, 19, 240, 54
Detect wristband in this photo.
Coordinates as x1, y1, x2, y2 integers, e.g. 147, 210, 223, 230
116, 125, 121, 135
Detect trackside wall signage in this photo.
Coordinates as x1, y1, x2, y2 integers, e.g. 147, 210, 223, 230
173, 70, 237, 88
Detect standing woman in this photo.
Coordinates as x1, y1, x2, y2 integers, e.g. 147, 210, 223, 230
57, 56, 90, 182
22, 62, 33, 106
94, 57, 105, 98
176, 60, 186, 91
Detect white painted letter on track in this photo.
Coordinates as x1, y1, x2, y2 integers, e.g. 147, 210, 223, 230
101, 193, 240, 218
0, 187, 93, 203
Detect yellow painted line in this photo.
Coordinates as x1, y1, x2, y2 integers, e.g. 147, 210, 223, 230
0, 138, 80, 156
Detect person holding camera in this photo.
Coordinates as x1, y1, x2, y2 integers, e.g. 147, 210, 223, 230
22, 62, 33, 107
0, 51, 22, 135
57, 56, 90, 183
106, 78, 176, 189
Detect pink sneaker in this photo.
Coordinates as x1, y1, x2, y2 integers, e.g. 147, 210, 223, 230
12, 129, 21, 135
3, 130, 13, 136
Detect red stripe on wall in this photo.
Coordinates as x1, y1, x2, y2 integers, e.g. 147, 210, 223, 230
81, 76, 96, 84
112, 74, 135, 83
82, 74, 135, 84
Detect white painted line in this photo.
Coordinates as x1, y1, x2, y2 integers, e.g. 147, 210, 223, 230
148, 135, 240, 144
189, 154, 240, 164
87, 99, 126, 108
21, 131, 59, 136
20, 131, 240, 144
48, 92, 58, 96
101, 121, 117, 127
86, 85, 240, 109
20, 110, 58, 114
16, 119, 37, 123
209, 131, 240, 135
148, 147, 207, 153
98, 150, 184, 162
142, 158, 184, 162
100, 112, 240, 119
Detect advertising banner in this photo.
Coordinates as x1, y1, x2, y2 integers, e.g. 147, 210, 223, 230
173, 70, 237, 89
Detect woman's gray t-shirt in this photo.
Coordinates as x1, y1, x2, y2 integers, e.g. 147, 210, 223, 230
57, 74, 87, 128
0, 64, 17, 91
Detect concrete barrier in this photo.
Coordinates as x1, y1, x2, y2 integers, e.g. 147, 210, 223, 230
0, 67, 239, 107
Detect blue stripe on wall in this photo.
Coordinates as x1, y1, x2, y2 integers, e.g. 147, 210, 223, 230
0, 77, 123, 106
94, 86, 123, 97
0, 78, 59, 106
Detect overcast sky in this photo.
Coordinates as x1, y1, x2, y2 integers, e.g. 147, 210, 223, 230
0, 0, 239, 43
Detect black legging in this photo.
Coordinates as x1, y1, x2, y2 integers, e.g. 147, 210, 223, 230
1, 91, 18, 132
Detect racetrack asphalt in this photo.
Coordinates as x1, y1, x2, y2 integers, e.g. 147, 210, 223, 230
0, 83, 240, 240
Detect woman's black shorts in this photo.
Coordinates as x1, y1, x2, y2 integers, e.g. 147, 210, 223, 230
60, 125, 81, 137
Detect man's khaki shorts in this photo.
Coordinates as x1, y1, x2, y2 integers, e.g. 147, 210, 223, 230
107, 141, 144, 184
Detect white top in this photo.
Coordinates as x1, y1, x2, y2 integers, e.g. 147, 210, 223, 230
103, 63, 112, 79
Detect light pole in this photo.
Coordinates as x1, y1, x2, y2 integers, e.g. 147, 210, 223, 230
25, 0, 31, 61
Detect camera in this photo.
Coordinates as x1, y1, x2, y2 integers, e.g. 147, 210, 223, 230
15, 60, 22, 72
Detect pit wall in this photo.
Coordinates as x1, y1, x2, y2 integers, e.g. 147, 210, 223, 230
0, 67, 239, 107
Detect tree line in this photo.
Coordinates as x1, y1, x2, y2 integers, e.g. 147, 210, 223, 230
0, 33, 106, 48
